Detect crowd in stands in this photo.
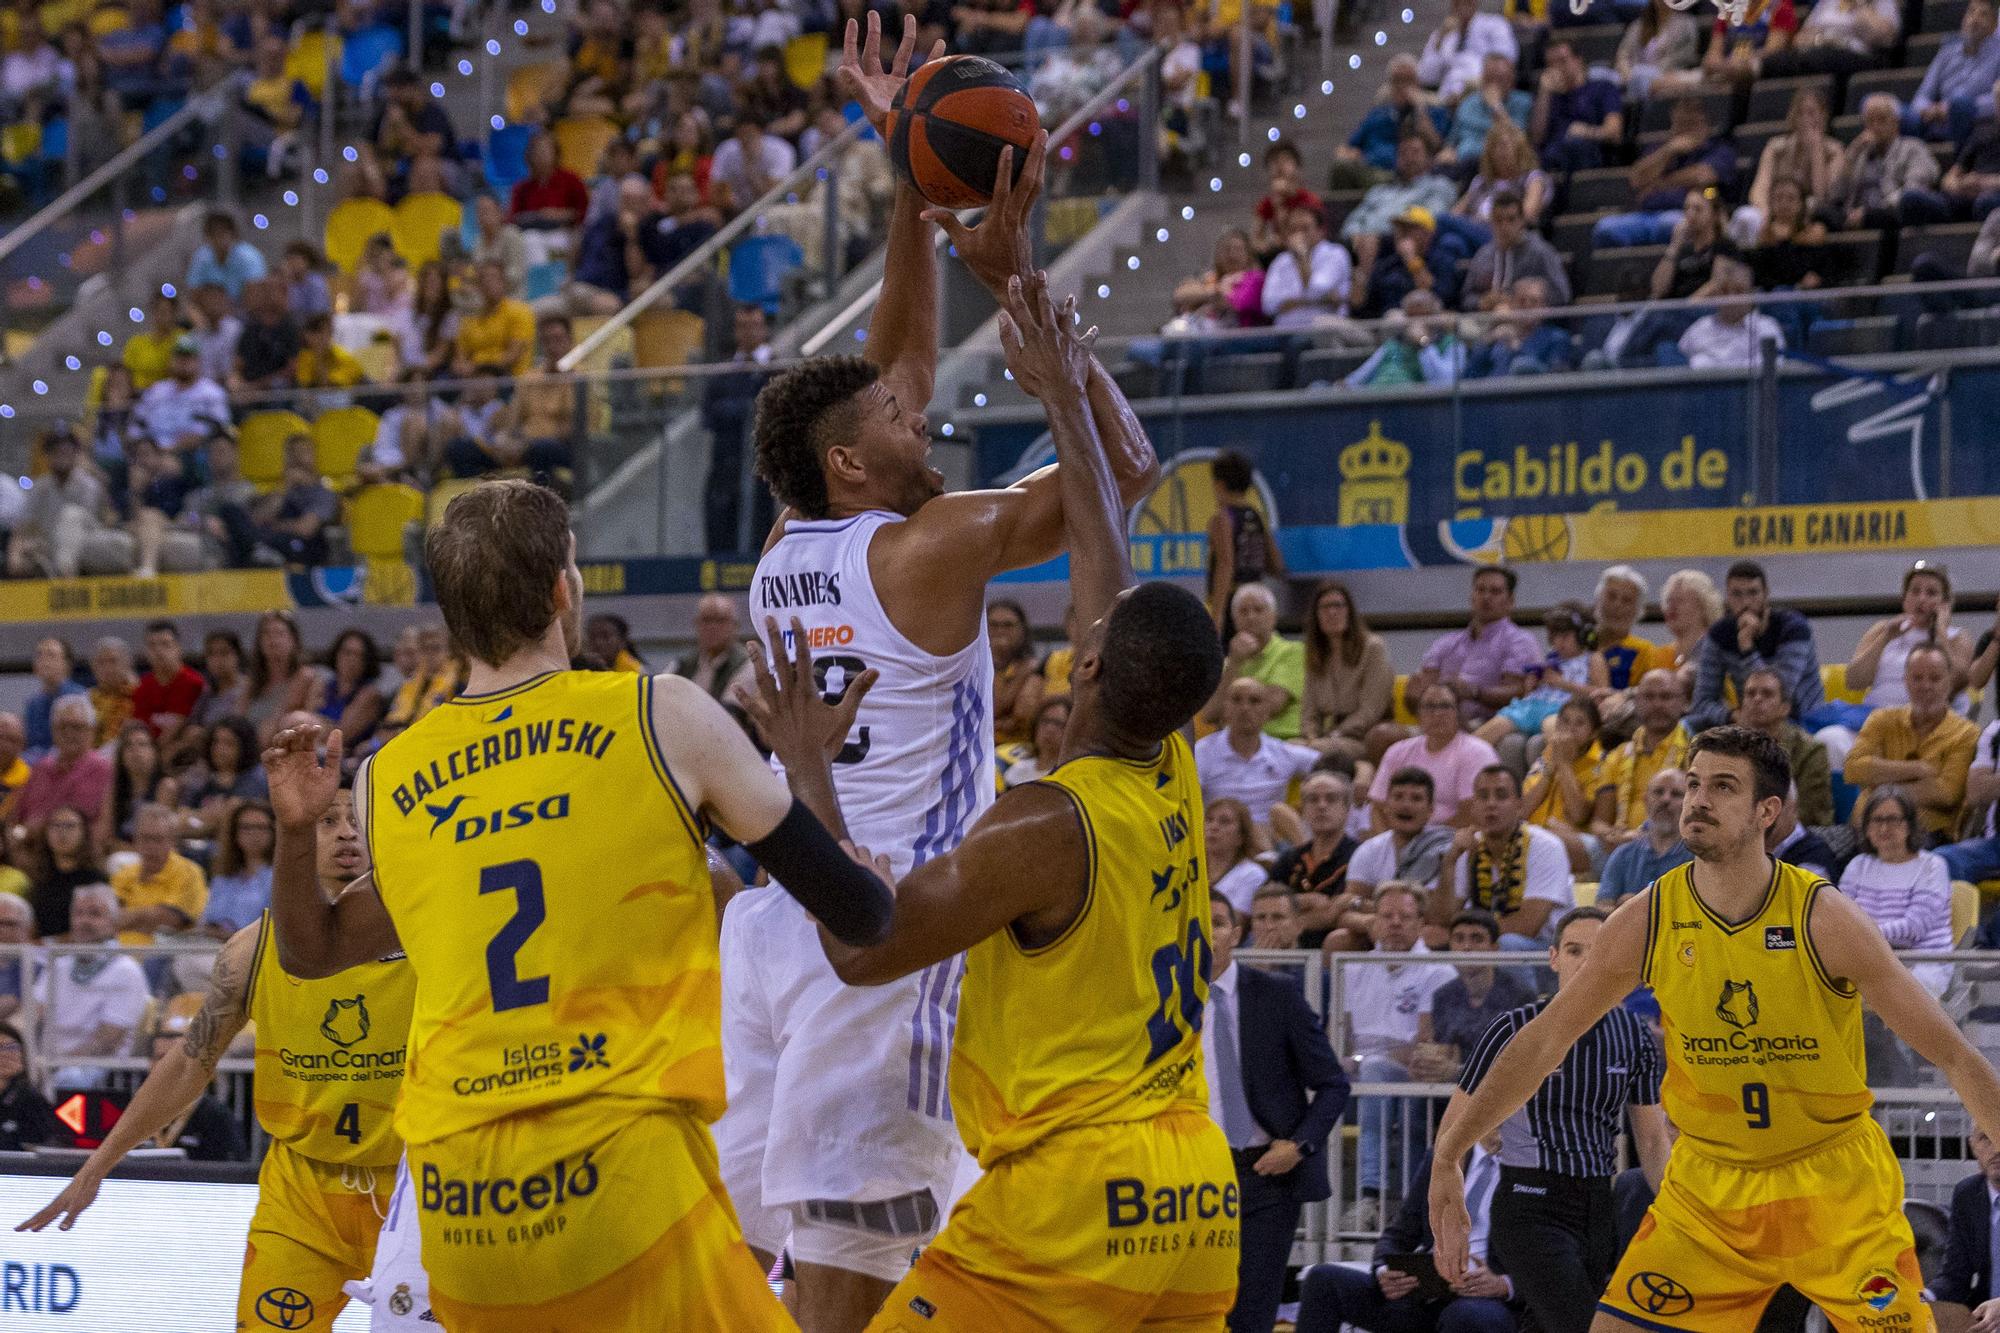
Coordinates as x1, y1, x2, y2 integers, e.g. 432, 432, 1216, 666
1165, 0, 2000, 378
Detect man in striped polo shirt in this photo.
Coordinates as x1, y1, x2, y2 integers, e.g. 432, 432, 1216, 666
1453, 906, 1673, 1333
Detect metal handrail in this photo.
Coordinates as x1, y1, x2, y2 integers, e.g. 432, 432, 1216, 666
557, 117, 870, 373
799, 43, 1165, 357
0, 73, 248, 270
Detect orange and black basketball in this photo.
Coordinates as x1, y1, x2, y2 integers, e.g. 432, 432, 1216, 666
886, 55, 1039, 209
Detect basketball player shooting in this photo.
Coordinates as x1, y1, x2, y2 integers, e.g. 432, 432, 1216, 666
742, 270, 1237, 1332
716, 14, 1166, 1333
1428, 725, 2000, 1332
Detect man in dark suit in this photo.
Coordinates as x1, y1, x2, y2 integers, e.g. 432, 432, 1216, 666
1294, 1144, 1517, 1333
1935, 1128, 2000, 1329
1205, 896, 1350, 1333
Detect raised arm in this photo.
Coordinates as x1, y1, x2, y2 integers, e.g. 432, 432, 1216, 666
1429, 889, 1648, 1279
265, 729, 401, 978
19, 923, 258, 1232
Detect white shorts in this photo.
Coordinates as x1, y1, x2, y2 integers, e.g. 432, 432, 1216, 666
340, 1158, 434, 1331
715, 887, 965, 1262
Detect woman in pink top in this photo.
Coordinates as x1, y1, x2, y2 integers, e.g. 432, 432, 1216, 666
1366, 680, 1502, 829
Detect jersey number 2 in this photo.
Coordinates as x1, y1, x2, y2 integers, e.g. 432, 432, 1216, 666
1144, 919, 1212, 1063
480, 860, 549, 1011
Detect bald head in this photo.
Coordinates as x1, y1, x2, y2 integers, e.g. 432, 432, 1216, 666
695, 595, 740, 654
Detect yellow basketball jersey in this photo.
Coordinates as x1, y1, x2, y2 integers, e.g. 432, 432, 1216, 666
1642, 858, 1872, 1166
950, 732, 1212, 1168
361, 670, 718, 1148
247, 911, 415, 1168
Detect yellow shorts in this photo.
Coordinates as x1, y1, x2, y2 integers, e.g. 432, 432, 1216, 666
237, 1141, 393, 1331
867, 1110, 1239, 1333
409, 1103, 793, 1333
1600, 1118, 1933, 1333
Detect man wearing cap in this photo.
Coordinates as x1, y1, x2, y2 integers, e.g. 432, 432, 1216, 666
135, 336, 230, 456
1341, 135, 1459, 286
1358, 204, 1464, 317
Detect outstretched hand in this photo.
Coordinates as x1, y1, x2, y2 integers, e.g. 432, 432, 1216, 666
996, 270, 1095, 401
839, 11, 944, 137
263, 724, 345, 830
17, 1173, 101, 1233
924, 130, 1048, 298
741, 615, 879, 766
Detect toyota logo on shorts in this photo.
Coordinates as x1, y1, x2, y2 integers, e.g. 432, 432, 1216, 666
1627, 1271, 1694, 1317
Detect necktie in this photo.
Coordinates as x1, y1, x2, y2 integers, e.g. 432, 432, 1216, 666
1211, 988, 1259, 1148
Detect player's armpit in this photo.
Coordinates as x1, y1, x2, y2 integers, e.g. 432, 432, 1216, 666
822, 782, 1089, 985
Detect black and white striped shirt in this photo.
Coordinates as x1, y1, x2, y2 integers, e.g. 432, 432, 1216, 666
1459, 1001, 1664, 1179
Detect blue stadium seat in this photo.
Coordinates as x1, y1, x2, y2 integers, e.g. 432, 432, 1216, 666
524, 259, 567, 302
340, 25, 405, 90
484, 123, 533, 194
727, 234, 804, 313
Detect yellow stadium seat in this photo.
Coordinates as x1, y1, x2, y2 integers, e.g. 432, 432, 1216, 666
324, 196, 395, 275
1573, 881, 1598, 907
1822, 662, 1866, 706
350, 335, 399, 384
390, 191, 462, 269
312, 405, 379, 488
782, 31, 829, 89
551, 115, 619, 178
1392, 674, 1417, 726
506, 60, 567, 123
239, 410, 311, 485
286, 29, 339, 101
1953, 880, 1980, 945
346, 484, 424, 560
632, 307, 705, 369
426, 478, 481, 530
87, 6, 131, 35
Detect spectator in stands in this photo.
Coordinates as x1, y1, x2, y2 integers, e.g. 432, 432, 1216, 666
1169, 228, 1268, 331
1600, 765, 1691, 903
21, 805, 97, 938
398, 262, 458, 376
650, 170, 724, 294
281, 242, 331, 320
1341, 55, 1448, 177
1435, 764, 1575, 949
1735, 667, 1835, 825
6, 428, 113, 580
1244, 886, 1302, 952
508, 127, 591, 241
1208, 453, 1283, 638
1475, 601, 1604, 753
1296, 1137, 1518, 1333
1908, 1, 2000, 147
1901, 89, 2000, 222
583, 614, 646, 674
711, 110, 797, 213
0, 13, 59, 113
1615, 0, 1701, 99
1757, 0, 1900, 79
1454, 121, 1551, 225
1300, 580, 1394, 767
110, 803, 205, 947
18, 695, 112, 838
1261, 205, 1353, 327
1359, 206, 1466, 317
1592, 668, 1690, 848
1205, 798, 1270, 915
132, 620, 204, 745
231, 277, 301, 394
1818, 92, 1941, 230
239, 32, 310, 176
311, 629, 385, 747
1941, 712, 2000, 882
1689, 559, 1823, 730
178, 435, 260, 569
186, 630, 249, 744
1677, 258, 1787, 366
986, 599, 1045, 749
355, 65, 461, 204
1197, 677, 1321, 835
1532, 40, 1625, 172
1521, 697, 1604, 871
1252, 140, 1324, 257
1736, 88, 1846, 243
1346, 290, 1469, 384
1746, 177, 1833, 292
1407, 564, 1540, 731
1419, 0, 1520, 100
184, 211, 265, 300
1930, 1128, 2000, 1318
372, 622, 458, 749
1429, 908, 1532, 1063
0, 712, 26, 805
100, 719, 174, 848
98, 0, 166, 100
1269, 772, 1362, 943
1592, 98, 1738, 248
454, 262, 536, 377
1028, 9, 1123, 126
177, 715, 265, 839
1701, 0, 1802, 86
1658, 567, 1723, 683
1371, 683, 1504, 829
1343, 882, 1453, 1231
292, 311, 368, 399
1000, 697, 1070, 789
88, 638, 136, 746
492, 317, 581, 491
22, 638, 82, 761
1769, 782, 1838, 877
1352, 768, 1456, 890
1343, 138, 1460, 290
544, 177, 670, 316
1590, 564, 1666, 697
136, 338, 229, 455
1442, 53, 1532, 174
703, 303, 777, 551
1846, 644, 1980, 842
1817, 561, 1970, 760
1843, 785, 1955, 990
185, 284, 240, 385
468, 195, 528, 300
39, 884, 149, 1090
122, 290, 184, 392
1201, 583, 1307, 739
243, 611, 318, 740
240, 434, 336, 568
668, 595, 750, 703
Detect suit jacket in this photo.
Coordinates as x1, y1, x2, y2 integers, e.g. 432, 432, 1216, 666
1372, 1152, 1509, 1280
671, 644, 749, 704
1234, 964, 1349, 1203
1935, 1171, 1996, 1307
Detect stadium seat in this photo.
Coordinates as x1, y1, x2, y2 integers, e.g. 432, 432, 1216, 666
1564, 23, 1624, 67
1746, 75, 1835, 125
1818, 229, 1887, 284
1896, 222, 1985, 275
1922, 0, 1969, 30
483, 122, 533, 194
1906, 31, 1948, 67
1584, 245, 1668, 299
311, 405, 379, 487
1564, 169, 1633, 214
1639, 86, 1735, 134
506, 60, 567, 122
1844, 67, 1925, 115
239, 410, 311, 485
1807, 315, 1899, 357
524, 259, 567, 302
350, 335, 399, 383
1551, 210, 1615, 258
390, 191, 463, 268
338, 24, 404, 90
1913, 310, 1994, 350
324, 197, 395, 274
551, 116, 620, 178
1821, 662, 1864, 705
1574, 881, 1599, 907
782, 31, 829, 89
426, 477, 481, 529
1200, 351, 1286, 394
1953, 881, 1980, 944
1392, 675, 1416, 725
1296, 347, 1368, 385
1730, 120, 1786, 172
287, 29, 337, 99
727, 234, 804, 312
631, 308, 706, 372
347, 483, 425, 559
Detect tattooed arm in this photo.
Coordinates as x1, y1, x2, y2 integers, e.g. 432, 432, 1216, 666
16, 923, 259, 1232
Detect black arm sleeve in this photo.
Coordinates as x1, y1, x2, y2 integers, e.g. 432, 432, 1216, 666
742, 798, 895, 947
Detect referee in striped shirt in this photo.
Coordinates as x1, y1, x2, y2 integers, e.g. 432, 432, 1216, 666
1454, 906, 1672, 1333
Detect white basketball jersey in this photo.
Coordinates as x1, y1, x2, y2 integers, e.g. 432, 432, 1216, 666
750, 509, 996, 879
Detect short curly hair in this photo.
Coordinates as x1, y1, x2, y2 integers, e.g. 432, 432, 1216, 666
752, 356, 880, 519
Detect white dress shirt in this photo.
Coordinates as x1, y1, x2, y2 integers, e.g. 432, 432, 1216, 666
1201, 961, 1271, 1149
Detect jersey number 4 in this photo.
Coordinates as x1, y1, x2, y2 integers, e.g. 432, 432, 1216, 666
480, 860, 549, 1011
1144, 920, 1212, 1063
